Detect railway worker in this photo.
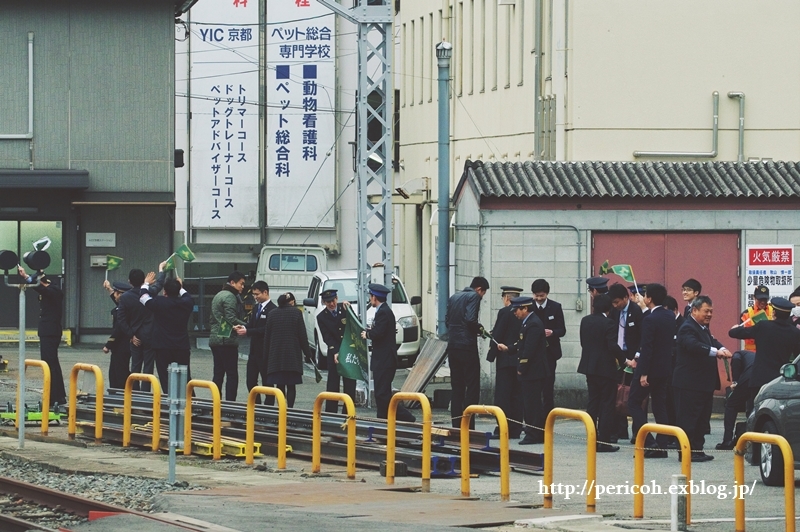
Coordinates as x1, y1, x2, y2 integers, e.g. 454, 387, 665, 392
486, 286, 524, 439
318, 289, 356, 413
738, 285, 774, 352
209, 271, 247, 402
531, 278, 566, 419
17, 265, 67, 407
102, 280, 133, 389
361, 283, 415, 421
264, 292, 310, 409
117, 267, 161, 392
586, 277, 608, 299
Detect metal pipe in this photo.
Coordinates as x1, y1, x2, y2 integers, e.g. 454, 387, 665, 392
123, 374, 161, 452
544, 408, 597, 512
68, 364, 104, 443
18, 360, 50, 436
386, 392, 432, 491
534, 0, 542, 158
728, 91, 745, 162
0, 32, 34, 140
633, 91, 719, 158
436, 41, 452, 338
184, 379, 221, 459
460, 405, 510, 501
247, 386, 287, 468
312, 392, 356, 479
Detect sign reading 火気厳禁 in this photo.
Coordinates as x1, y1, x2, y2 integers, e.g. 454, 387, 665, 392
745, 245, 794, 306
189, 0, 259, 228
266, 0, 336, 229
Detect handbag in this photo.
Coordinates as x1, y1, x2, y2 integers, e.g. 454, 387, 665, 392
615, 377, 649, 416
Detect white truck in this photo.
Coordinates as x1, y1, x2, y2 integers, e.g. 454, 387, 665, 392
255, 246, 327, 296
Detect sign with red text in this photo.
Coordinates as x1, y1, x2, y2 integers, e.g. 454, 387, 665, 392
745, 245, 794, 306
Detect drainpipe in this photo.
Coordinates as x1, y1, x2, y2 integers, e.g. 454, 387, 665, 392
728, 92, 745, 162
0, 32, 34, 141
633, 91, 719, 158
436, 41, 453, 338
534, 0, 542, 159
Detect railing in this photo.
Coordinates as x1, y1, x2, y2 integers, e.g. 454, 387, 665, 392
184, 380, 222, 460
386, 393, 431, 491
122, 374, 162, 452
246, 386, 287, 468
460, 405, 510, 501
312, 392, 356, 479
68, 363, 104, 443
544, 408, 597, 512
634, 423, 692, 523
17, 359, 50, 435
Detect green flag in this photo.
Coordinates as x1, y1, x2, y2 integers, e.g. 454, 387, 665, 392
744, 310, 768, 326
337, 305, 369, 384
164, 254, 176, 272
611, 264, 635, 283
175, 244, 196, 262
106, 255, 123, 271
599, 260, 610, 275
218, 320, 233, 338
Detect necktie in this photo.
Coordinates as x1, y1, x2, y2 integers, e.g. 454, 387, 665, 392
255, 303, 262, 319
618, 310, 627, 350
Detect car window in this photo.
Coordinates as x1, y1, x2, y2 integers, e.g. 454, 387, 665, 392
269, 253, 318, 272
391, 280, 407, 304
308, 277, 320, 299
323, 279, 358, 302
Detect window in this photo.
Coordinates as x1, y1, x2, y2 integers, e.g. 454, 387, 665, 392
391, 279, 408, 304
268, 253, 318, 272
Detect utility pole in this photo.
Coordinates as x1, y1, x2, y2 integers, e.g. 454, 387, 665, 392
436, 41, 452, 338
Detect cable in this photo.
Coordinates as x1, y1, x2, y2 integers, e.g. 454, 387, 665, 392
301, 175, 356, 246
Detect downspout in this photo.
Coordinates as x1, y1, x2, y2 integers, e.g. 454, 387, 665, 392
534, 0, 542, 159
442, 0, 449, 41
633, 91, 719, 158
454, 222, 584, 312
0, 32, 34, 147
728, 91, 745, 162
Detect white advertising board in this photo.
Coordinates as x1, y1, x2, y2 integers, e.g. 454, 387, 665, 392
266, 0, 336, 228
189, 0, 260, 228
745, 245, 794, 306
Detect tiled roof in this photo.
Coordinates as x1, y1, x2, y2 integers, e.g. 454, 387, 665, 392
458, 160, 800, 199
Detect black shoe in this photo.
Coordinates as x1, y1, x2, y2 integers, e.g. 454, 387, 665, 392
692, 452, 714, 462
596, 443, 620, 453
664, 441, 679, 450
644, 448, 668, 459
609, 437, 619, 443
630, 437, 636, 445
519, 437, 544, 445
715, 441, 735, 451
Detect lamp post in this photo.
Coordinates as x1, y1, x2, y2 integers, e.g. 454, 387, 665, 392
436, 40, 452, 339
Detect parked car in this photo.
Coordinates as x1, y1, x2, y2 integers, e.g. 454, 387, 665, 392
746, 354, 800, 486
302, 270, 422, 369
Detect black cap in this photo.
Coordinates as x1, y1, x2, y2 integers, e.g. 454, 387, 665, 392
628, 284, 646, 295
754, 285, 770, 300
771, 297, 793, 312
500, 285, 523, 296
510, 296, 534, 309
321, 289, 338, 302
368, 283, 391, 297
586, 276, 609, 290
112, 281, 133, 292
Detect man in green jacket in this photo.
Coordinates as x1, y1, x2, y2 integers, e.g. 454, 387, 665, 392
209, 271, 247, 400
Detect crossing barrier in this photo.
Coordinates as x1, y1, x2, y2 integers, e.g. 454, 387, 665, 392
68, 363, 104, 443
634, 423, 691, 523
312, 392, 356, 479
544, 408, 596, 512
184, 380, 221, 460
122, 374, 161, 451
17, 359, 50, 435
386, 392, 431, 491
246, 386, 287, 468
460, 405, 510, 501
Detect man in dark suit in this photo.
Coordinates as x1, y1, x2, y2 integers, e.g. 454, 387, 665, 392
627, 283, 674, 457
729, 297, 800, 405
318, 288, 356, 413
531, 279, 566, 418
117, 267, 163, 391
673, 295, 732, 462
140, 273, 194, 394
608, 283, 643, 442
715, 350, 755, 449
242, 280, 275, 404
362, 283, 414, 421
18, 266, 66, 406
487, 286, 524, 438
578, 294, 625, 452
663, 296, 685, 442
681, 279, 702, 318
498, 296, 549, 445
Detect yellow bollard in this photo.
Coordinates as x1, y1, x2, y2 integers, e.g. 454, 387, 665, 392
387, 393, 432, 491
122, 374, 162, 451
312, 392, 356, 479
544, 408, 597, 512
17, 360, 50, 435
460, 405, 510, 501
68, 363, 104, 443
184, 380, 222, 460
246, 386, 287, 468
633, 423, 691, 523
734, 433, 794, 532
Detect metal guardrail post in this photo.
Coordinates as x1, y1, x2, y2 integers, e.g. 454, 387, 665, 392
168, 363, 188, 484
313, 392, 357, 479
184, 379, 222, 460
247, 386, 287, 468
460, 405, 510, 501
634, 423, 692, 523
68, 363, 104, 443
734, 432, 794, 532
544, 407, 597, 512
122, 373, 162, 451
17, 359, 50, 435
387, 392, 432, 491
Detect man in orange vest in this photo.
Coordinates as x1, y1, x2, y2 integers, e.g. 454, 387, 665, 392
740, 285, 774, 352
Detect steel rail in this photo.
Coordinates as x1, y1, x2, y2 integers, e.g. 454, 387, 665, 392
0, 513, 58, 532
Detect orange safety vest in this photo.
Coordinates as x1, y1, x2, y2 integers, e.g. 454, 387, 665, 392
740, 305, 774, 351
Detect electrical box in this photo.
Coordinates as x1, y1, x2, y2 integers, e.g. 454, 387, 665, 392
90, 255, 107, 268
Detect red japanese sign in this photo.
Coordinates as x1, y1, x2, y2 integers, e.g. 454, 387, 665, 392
296, 0, 311, 6
747, 247, 793, 266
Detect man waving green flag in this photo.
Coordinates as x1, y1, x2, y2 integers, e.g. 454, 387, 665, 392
337, 305, 369, 384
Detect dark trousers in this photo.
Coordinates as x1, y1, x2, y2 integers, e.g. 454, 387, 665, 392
325, 352, 356, 413
129, 342, 155, 392
246, 351, 267, 404
373, 365, 414, 421
543, 358, 557, 417
520, 378, 545, 441
586, 375, 617, 443
211, 344, 239, 401
448, 347, 480, 429
629, 376, 670, 447
615, 369, 632, 439
674, 387, 713, 450
494, 365, 524, 437
40, 336, 66, 405
722, 385, 753, 442
155, 348, 191, 395
108, 350, 131, 390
